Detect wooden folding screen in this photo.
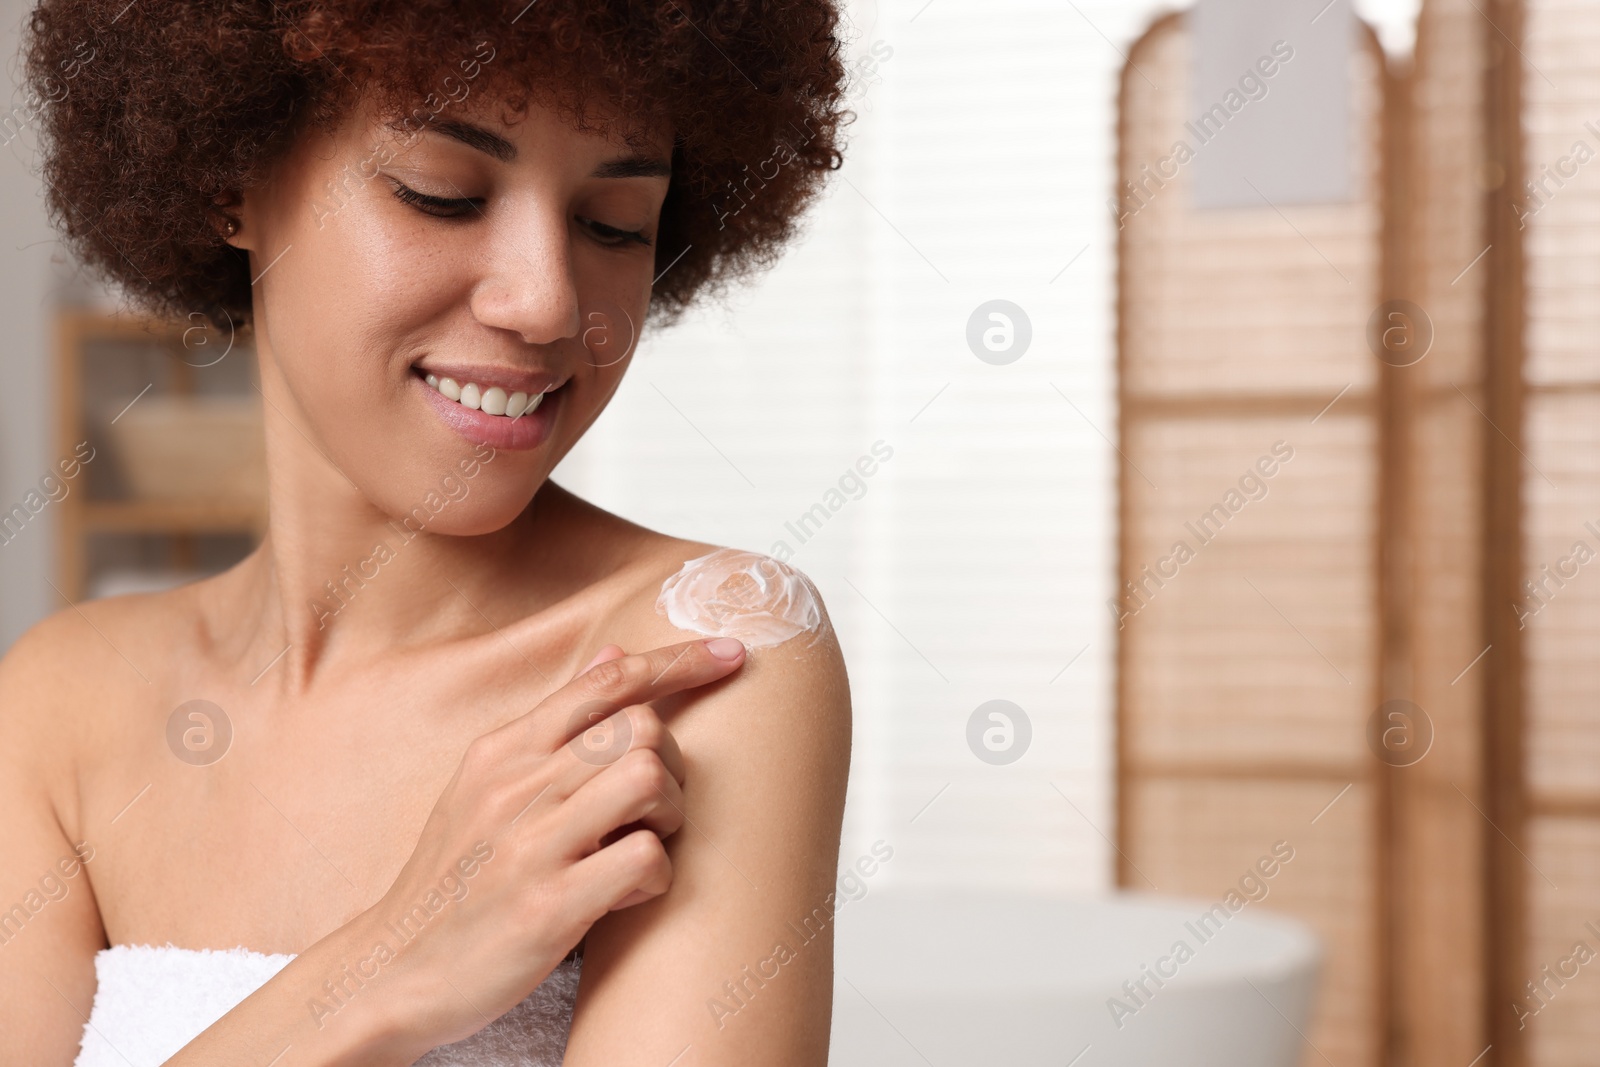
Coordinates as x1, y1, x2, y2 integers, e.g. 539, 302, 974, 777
1114, 14, 1389, 1065
1118, 2, 1600, 1065
1388, 0, 1495, 1062
1500, 0, 1600, 1063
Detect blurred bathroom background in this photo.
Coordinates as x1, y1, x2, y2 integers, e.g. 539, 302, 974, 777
6, 0, 1598, 1064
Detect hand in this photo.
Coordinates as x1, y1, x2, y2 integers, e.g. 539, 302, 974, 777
358, 637, 747, 1051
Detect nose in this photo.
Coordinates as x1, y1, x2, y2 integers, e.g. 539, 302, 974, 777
469, 211, 582, 345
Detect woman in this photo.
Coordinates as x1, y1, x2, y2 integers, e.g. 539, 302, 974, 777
0, 2, 853, 1065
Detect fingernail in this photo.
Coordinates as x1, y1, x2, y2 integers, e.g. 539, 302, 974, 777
583, 645, 619, 671
705, 637, 745, 660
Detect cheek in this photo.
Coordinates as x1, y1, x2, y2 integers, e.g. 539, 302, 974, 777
259, 220, 415, 429
299, 186, 469, 337
264, 165, 458, 367
573, 242, 653, 347
576, 300, 637, 369
257, 178, 489, 509
562, 256, 652, 405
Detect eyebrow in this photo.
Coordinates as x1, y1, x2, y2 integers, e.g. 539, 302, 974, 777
421, 118, 671, 179
591, 155, 673, 179
432, 119, 518, 162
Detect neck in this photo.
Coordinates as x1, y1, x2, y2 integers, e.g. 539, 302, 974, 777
242, 488, 554, 695
235, 418, 570, 695
229, 342, 603, 692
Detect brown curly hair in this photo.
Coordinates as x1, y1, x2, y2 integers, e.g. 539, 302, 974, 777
22, 0, 852, 329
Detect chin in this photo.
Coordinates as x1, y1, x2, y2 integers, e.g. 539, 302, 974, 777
363, 451, 545, 539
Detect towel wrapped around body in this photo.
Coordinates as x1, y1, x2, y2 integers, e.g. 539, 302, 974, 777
72, 943, 581, 1067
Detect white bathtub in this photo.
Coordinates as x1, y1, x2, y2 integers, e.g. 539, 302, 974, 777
829, 892, 1321, 1066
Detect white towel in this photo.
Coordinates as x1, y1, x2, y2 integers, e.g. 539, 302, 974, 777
72, 944, 581, 1067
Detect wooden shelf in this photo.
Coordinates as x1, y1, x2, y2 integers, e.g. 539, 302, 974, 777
57, 306, 251, 347
81, 499, 266, 534
54, 308, 265, 601
59, 306, 183, 342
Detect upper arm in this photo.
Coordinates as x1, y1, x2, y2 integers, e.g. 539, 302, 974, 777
0, 615, 109, 1067
563, 578, 852, 1066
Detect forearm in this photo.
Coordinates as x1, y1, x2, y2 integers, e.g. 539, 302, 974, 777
163, 908, 437, 1067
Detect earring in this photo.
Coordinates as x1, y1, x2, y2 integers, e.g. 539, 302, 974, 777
225, 218, 239, 237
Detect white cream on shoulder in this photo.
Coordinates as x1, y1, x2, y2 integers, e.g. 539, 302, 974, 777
656, 548, 823, 649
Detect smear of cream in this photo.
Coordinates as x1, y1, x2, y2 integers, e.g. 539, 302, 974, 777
656, 549, 823, 649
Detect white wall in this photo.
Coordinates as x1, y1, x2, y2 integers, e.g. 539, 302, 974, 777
0, 0, 69, 651
558, 0, 1422, 897
557, 0, 1170, 895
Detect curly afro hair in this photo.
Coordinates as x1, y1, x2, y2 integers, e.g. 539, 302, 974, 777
22, 0, 853, 329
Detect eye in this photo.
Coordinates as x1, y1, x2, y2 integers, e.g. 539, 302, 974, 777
387, 178, 480, 219
578, 216, 653, 248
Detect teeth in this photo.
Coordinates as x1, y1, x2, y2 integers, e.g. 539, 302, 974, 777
420, 372, 551, 418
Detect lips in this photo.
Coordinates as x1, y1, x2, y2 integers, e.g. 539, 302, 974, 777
420, 371, 549, 419
412, 365, 563, 451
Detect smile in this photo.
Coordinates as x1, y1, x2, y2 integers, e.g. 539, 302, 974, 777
412, 366, 565, 451
420, 372, 549, 419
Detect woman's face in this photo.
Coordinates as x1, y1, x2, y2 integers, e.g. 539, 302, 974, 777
233, 84, 673, 534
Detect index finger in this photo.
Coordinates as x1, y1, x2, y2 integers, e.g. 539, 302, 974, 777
572, 643, 627, 680
521, 637, 746, 755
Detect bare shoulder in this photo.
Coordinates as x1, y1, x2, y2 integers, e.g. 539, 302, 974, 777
562, 520, 852, 1062
0, 595, 190, 1056
0, 581, 216, 822
0, 606, 87, 824
603, 527, 849, 718
0, 581, 208, 699
0, 579, 227, 1063
0, 595, 153, 757
548, 482, 849, 703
